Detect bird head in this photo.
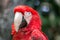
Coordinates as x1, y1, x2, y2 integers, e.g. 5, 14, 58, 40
13, 5, 42, 32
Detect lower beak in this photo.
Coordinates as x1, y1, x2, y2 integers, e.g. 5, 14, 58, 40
19, 17, 27, 28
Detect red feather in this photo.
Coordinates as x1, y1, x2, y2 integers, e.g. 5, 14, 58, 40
12, 5, 48, 40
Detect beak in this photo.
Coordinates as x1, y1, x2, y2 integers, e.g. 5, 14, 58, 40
19, 17, 27, 28
14, 12, 23, 32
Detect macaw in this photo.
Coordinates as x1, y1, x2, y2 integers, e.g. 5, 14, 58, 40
11, 5, 48, 40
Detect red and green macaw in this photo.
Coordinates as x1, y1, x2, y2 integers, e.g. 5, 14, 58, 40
11, 5, 48, 40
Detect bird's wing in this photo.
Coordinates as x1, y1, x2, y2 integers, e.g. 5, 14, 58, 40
31, 29, 48, 40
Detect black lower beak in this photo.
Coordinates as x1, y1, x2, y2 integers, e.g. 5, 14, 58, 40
19, 17, 27, 28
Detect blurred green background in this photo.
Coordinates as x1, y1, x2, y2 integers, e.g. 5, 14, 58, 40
0, 0, 60, 40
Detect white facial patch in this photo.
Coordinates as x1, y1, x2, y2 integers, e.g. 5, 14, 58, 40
24, 11, 32, 24
14, 12, 23, 32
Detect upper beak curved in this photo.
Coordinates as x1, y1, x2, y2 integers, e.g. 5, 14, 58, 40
14, 12, 23, 32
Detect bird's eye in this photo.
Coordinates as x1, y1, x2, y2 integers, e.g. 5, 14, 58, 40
26, 12, 31, 15
24, 11, 31, 16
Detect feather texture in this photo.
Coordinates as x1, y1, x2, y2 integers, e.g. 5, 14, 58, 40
12, 5, 48, 40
